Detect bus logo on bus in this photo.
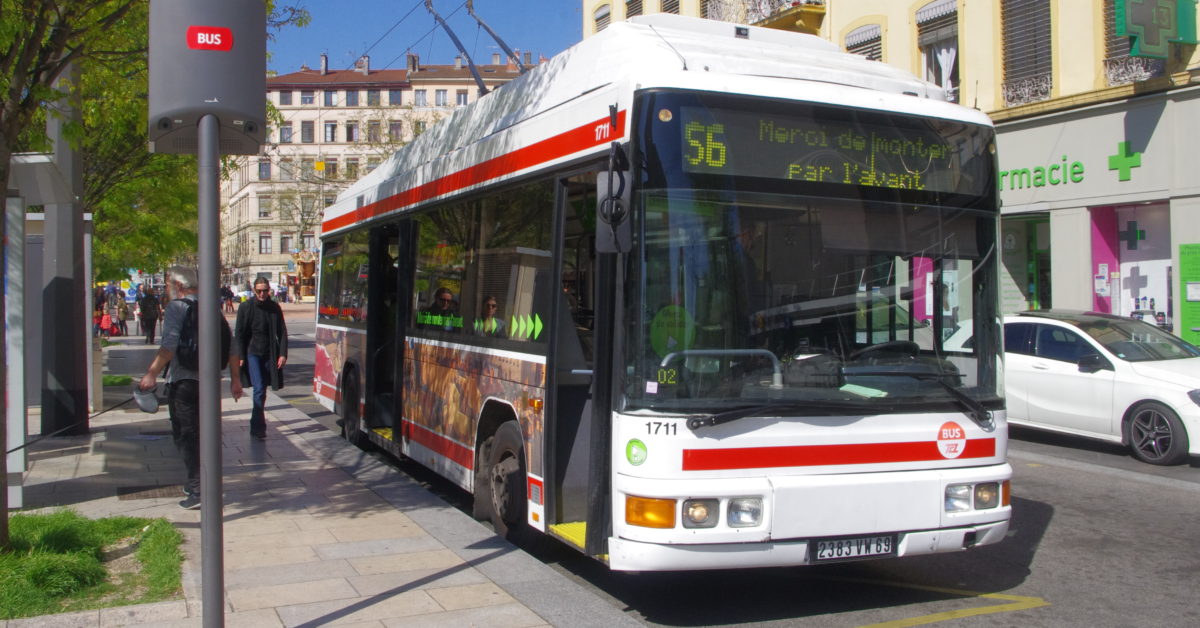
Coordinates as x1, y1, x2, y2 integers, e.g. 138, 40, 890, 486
937, 422, 966, 459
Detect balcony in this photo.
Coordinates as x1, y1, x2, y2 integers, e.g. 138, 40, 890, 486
1104, 55, 1165, 86
1002, 74, 1051, 108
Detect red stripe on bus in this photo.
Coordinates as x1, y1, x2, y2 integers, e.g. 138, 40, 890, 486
323, 111, 627, 233
681, 438, 996, 471
401, 418, 475, 470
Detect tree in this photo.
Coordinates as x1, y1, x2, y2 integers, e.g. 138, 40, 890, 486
0, 0, 310, 550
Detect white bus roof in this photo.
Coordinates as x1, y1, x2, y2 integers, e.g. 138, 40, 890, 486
323, 14, 987, 235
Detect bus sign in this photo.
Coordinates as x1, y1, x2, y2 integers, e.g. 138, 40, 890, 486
186, 25, 234, 51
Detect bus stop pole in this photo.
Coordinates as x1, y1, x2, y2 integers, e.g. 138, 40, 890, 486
197, 113, 225, 627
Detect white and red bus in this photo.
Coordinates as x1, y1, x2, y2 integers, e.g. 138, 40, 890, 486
314, 14, 1010, 571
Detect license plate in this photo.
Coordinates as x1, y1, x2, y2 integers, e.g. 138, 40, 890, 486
813, 535, 895, 561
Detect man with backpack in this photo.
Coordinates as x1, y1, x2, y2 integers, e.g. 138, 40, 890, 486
137, 266, 243, 510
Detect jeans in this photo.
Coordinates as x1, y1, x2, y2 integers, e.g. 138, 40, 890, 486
167, 379, 200, 497
246, 353, 271, 436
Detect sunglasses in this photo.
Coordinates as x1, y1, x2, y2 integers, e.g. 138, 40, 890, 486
485, 303, 497, 308
255, 288, 270, 294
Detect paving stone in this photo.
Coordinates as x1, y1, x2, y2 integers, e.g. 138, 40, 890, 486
228, 577, 359, 612
99, 600, 189, 626
347, 566, 488, 596
425, 582, 515, 611
273, 590, 442, 627
379, 602, 548, 628
348, 550, 465, 576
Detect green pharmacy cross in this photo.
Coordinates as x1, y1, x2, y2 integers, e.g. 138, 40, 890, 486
1108, 141, 1142, 182
1116, 0, 1199, 59
1120, 220, 1147, 251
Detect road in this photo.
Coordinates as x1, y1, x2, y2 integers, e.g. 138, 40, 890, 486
282, 315, 1200, 627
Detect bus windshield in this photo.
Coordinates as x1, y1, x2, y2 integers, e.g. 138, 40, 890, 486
625, 91, 1002, 415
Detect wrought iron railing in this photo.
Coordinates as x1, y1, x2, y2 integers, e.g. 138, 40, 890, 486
1001, 73, 1051, 107
1104, 55, 1165, 86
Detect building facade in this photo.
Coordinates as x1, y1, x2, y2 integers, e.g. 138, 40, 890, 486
220, 52, 530, 297
585, 0, 1200, 342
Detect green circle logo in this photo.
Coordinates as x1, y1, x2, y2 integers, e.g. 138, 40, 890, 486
650, 305, 697, 358
626, 439, 648, 466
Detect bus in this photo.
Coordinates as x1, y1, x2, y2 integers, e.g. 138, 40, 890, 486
314, 14, 1010, 571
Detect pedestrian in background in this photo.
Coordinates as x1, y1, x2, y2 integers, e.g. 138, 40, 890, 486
235, 277, 288, 441
117, 299, 129, 336
139, 286, 162, 344
138, 266, 243, 509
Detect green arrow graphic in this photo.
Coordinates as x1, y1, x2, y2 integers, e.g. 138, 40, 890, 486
532, 313, 543, 339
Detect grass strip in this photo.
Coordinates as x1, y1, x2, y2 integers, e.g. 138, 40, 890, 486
0, 510, 183, 620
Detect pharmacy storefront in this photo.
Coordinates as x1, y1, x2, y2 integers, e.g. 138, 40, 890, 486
995, 84, 1200, 343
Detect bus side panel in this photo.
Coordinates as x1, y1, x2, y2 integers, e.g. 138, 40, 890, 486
314, 325, 368, 414
314, 325, 349, 410
402, 339, 547, 485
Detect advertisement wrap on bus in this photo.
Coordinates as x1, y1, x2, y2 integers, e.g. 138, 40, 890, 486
313, 14, 1010, 571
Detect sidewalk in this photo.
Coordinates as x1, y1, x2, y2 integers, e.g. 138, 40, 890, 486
8, 334, 638, 627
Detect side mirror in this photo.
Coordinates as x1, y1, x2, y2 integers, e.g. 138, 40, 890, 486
595, 143, 632, 254
1077, 353, 1111, 373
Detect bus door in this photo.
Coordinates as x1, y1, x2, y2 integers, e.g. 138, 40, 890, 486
365, 222, 406, 440
547, 174, 599, 548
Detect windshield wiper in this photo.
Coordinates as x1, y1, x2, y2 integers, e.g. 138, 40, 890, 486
841, 367, 994, 429
687, 400, 873, 430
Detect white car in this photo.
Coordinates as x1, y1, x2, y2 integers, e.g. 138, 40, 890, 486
985, 310, 1200, 465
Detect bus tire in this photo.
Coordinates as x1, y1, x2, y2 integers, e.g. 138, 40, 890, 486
1127, 401, 1188, 465
341, 374, 368, 449
484, 421, 528, 540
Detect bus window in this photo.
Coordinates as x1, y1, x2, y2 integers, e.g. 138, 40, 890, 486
341, 230, 369, 322
318, 240, 342, 321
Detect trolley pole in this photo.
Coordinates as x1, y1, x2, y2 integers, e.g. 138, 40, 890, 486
196, 114, 223, 627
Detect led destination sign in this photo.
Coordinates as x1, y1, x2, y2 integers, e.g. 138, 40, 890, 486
679, 106, 989, 196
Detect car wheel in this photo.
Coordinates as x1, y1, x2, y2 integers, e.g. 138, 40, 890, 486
1127, 401, 1189, 465
485, 421, 528, 540
340, 374, 368, 449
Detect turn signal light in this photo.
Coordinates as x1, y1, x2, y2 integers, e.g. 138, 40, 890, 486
1002, 480, 1011, 506
626, 495, 676, 528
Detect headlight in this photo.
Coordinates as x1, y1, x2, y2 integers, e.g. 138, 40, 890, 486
682, 499, 719, 528
727, 497, 763, 528
974, 482, 1000, 509
945, 484, 972, 512
1188, 390, 1200, 407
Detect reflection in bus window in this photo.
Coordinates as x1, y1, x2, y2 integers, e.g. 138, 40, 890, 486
409, 181, 555, 343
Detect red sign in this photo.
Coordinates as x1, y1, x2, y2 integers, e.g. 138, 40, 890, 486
186, 25, 233, 51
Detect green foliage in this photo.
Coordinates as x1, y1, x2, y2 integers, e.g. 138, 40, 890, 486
0, 511, 182, 620
101, 375, 133, 386
135, 519, 183, 598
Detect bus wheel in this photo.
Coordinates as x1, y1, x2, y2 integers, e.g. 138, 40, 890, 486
486, 421, 527, 540
1128, 401, 1188, 465
341, 375, 367, 449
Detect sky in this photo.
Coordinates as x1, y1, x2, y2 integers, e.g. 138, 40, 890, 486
267, 0, 584, 75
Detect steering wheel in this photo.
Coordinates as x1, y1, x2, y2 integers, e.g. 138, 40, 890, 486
847, 340, 920, 362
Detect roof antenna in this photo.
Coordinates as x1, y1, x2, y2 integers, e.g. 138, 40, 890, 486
466, 0, 526, 74
648, 24, 687, 71
424, 0, 489, 94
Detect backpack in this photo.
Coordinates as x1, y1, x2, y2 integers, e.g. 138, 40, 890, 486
176, 298, 232, 371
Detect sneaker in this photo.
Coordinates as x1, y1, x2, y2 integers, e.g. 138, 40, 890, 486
179, 494, 201, 510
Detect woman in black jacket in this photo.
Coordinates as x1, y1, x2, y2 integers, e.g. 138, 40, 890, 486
235, 277, 288, 440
